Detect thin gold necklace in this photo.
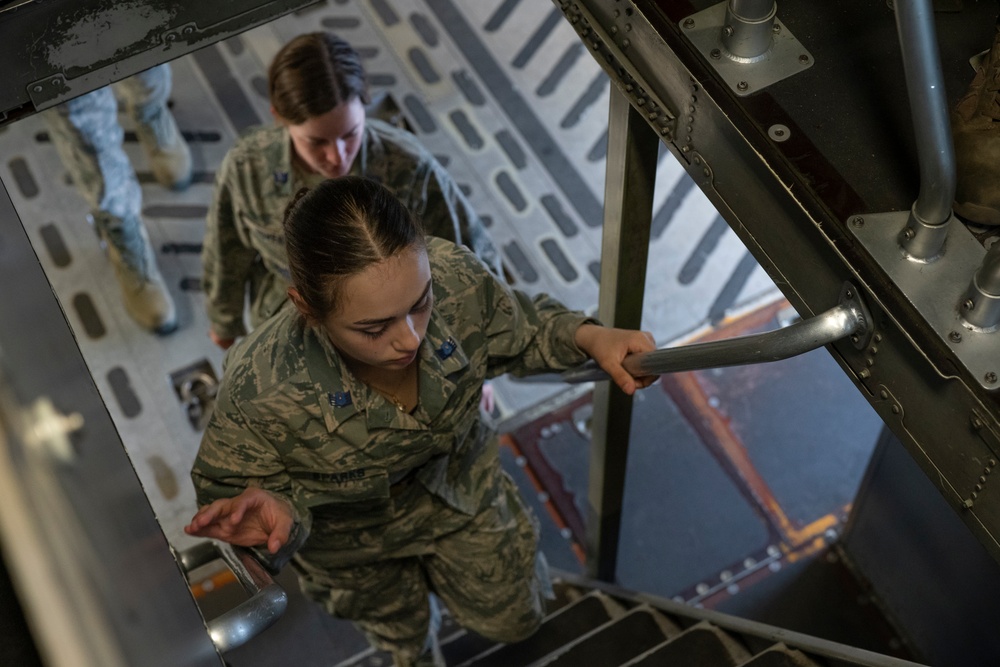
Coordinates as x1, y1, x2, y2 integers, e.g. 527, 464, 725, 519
365, 364, 416, 412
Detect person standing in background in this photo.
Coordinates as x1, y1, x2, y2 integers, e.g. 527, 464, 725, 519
201, 32, 502, 350
45, 63, 191, 334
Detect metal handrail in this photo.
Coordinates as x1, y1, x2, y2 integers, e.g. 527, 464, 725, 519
176, 541, 288, 654
524, 284, 871, 383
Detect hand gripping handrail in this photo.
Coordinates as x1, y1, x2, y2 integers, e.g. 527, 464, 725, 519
532, 284, 871, 384
177, 541, 288, 654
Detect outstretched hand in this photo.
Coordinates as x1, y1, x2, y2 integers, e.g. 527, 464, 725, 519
574, 324, 657, 395
184, 487, 294, 554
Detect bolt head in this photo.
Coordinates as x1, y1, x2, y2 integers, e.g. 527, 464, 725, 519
683, 18, 695, 28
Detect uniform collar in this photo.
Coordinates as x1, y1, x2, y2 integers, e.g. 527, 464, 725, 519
304, 309, 470, 436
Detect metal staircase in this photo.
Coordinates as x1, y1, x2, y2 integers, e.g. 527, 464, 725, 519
334, 574, 925, 667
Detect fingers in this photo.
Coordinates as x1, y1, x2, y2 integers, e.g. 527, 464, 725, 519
267, 518, 293, 554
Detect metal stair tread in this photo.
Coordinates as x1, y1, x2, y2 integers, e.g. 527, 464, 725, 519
736, 644, 824, 667
621, 619, 753, 667
453, 590, 628, 667
528, 603, 682, 667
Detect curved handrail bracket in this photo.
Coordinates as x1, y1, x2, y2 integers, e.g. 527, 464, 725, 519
175, 541, 289, 654
523, 282, 872, 384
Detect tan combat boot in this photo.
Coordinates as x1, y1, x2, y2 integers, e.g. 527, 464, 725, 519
135, 106, 192, 191
101, 220, 178, 334
953, 28, 1000, 226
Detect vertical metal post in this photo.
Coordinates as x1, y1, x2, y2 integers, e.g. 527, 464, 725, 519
585, 85, 658, 582
893, 0, 955, 261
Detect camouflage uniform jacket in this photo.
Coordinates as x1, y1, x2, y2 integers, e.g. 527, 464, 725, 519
202, 119, 500, 339
192, 238, 595, 569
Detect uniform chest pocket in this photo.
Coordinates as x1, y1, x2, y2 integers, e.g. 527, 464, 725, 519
289, 464, 393, 528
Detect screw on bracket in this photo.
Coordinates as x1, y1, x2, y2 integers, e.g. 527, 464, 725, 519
851, 216, 865, 228
683, 18, 695, 29
986, 372, 998, 385
949, 331, 963, 343
737, 81, 749, 92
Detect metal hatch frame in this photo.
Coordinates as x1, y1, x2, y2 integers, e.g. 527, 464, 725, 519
554, 0, 1000, 577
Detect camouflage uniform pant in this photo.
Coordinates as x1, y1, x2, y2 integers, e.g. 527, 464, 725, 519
295, 472, 550, 667
42, 64, 172, 247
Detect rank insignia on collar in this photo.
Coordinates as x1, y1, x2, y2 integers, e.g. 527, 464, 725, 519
273, 170, 289, 185
436, 337, 457, 359
328, 391, 352, 407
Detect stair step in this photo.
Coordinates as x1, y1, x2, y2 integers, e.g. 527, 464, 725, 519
623, 620, 752, 667
532, 604, 682, 667
455, 590, 627, 667
441, 580, 585, 665
737, 644, 823, 667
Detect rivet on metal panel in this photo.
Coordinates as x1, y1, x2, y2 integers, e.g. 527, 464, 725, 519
611, 26, 618, 34
859, 369, 871, 379
768, 124, 790, 142
891, 405, 901, 415
880, 389, 889, 399
683, 18, 695, 29
622, 39, 630, 49
799, 54, 810, 64
869, 346, 878, 355
874, 333, 882, 343
711, 48, 721, 59
964, 498, 975, 509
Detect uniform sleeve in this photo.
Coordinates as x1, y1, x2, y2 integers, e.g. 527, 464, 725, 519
437, 243, 598, 377
190, 384, 312, 570
202, 151, 258, 339
414, 159, 503, 277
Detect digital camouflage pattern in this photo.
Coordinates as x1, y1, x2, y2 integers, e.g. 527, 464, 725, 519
43, 64, 173, 263
201, 119, 502, 340
191, 238, 596, 665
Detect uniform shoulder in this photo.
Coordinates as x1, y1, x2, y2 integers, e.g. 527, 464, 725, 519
427, 237, 492, 292
224, 125, 287, 164
366, 118, 434, 161
220, 305, 308, 398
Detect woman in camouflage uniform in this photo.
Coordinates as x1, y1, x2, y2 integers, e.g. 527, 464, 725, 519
202, 32, 501, 350
186, 178, 655, 666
